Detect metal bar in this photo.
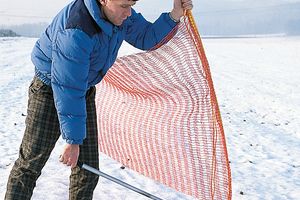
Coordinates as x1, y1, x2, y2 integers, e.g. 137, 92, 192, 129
78, 161, 163, 200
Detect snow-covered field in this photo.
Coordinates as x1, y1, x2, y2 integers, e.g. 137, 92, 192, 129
0, 36, 299, 199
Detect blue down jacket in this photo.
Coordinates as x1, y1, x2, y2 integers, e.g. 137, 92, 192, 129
31, 0, 177, 144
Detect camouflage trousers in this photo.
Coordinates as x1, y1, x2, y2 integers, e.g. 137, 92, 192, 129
5, 76, 99, 200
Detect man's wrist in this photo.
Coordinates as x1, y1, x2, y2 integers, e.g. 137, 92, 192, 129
169, 11, 181, 23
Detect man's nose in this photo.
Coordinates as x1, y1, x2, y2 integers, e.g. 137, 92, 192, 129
125, 8, 132, 17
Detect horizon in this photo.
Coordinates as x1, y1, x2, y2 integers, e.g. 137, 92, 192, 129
0, 0, 299, 36
1, 0, 300, 25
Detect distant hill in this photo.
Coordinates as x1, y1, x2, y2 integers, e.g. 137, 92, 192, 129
194, 2, 300, 36
1, 22, 48, 38
0, 29, 20, 37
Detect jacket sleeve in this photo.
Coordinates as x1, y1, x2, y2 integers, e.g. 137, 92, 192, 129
125, 9, 178, 50
51, 29, 94, 144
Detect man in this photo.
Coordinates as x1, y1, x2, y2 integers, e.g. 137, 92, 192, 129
5, 0, 193, 199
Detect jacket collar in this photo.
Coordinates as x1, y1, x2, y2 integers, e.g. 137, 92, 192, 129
84, 0, 114, 37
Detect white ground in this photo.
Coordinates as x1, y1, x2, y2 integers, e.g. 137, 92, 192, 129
0, 36, 299, 199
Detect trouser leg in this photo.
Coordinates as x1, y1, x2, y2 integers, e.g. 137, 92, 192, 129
5, 77, 60, 200
69, 86, 99, 200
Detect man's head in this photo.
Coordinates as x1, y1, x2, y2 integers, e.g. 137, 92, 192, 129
99, 0, 139, 26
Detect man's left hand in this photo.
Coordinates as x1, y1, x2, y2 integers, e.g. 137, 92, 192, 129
170, 0, 193, 22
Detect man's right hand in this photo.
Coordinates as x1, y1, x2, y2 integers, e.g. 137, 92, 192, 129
59, 144, 80, 168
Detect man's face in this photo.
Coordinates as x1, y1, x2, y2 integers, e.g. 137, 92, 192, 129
100, 0, 137, 26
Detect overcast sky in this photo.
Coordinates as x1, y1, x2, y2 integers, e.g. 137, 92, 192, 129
0, 0, 300, 25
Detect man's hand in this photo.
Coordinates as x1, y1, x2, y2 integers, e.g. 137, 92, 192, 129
170, 0, 193, 22
59, 144, 80, 168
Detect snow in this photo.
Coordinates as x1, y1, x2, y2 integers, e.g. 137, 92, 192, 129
0, 36, 300, 199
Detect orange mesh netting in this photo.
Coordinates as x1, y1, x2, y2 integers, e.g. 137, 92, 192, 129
95, 11, 232, 200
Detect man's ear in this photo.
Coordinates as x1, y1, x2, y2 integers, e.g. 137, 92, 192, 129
99, 0, 107, 6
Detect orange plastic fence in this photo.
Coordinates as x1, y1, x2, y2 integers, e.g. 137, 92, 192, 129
95, 12, 232, 200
